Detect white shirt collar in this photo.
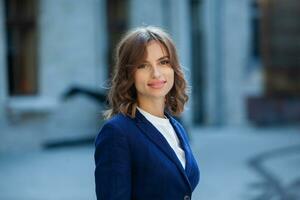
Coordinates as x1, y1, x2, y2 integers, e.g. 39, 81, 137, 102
137, 107, 169, 125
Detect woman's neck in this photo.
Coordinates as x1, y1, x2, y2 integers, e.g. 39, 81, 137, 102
137, 98, 165, 118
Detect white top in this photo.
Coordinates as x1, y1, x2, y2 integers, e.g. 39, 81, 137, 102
137, 107, 186, 169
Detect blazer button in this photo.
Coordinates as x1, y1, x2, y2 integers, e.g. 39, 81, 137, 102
184, 195, 190, 200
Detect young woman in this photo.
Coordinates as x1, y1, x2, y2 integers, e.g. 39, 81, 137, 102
94, 26, 200, 200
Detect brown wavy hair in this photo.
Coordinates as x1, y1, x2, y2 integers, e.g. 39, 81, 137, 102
104, 26, 189, 119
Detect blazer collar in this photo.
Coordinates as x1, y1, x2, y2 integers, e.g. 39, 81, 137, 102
134, 109, 192, 191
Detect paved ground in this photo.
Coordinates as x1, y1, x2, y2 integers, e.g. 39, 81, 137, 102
191, 127, 300, 200
0, 127, 300, 200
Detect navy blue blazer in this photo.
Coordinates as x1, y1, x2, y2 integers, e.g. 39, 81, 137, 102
94, 110, 200, 200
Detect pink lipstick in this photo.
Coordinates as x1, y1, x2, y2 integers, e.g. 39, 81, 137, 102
147, 80, 167, 89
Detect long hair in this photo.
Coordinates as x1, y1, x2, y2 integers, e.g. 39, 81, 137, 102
104, 26, 189, 119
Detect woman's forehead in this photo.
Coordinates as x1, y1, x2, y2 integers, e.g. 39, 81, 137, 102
144, 41, 169, 59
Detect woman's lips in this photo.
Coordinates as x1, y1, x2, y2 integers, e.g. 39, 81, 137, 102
147, 80, 167, 89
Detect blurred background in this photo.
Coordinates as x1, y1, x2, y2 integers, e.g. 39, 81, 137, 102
0, 0, 300, 199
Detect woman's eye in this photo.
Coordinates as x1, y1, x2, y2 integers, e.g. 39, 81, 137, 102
160, 60, 170, 65
137, 64, 147, 69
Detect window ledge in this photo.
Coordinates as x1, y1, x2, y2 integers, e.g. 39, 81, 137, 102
6, 97, 59, 115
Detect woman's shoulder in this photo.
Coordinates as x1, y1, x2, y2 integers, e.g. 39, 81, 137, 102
95, 113, 134, 145
106, 112, 133, 125
100, 113, 135, 133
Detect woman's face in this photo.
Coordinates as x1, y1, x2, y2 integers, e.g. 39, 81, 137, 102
134, 41, 174, 104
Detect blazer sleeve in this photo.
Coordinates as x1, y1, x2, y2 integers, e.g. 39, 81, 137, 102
94, 122, 131, 200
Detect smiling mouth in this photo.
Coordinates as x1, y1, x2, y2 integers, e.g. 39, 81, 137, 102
147, 81, 167, 89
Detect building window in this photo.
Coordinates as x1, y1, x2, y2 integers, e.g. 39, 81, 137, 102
251, 1, 261, 63
190, 0, 204, 124
106, 0, 129, 77
260, 0, 300, 96
5, 0, 38, 96
247, 0, 300, 125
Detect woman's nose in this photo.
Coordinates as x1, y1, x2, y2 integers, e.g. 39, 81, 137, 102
152, 65, 162, 78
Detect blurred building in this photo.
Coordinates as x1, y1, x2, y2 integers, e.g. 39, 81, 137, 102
0, 0, 299, 152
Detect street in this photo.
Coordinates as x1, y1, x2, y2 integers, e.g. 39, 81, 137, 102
0, 127, 300, 200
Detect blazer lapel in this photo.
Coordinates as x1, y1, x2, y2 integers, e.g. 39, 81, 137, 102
168, 115, 194, 183
135, 110, 192, 190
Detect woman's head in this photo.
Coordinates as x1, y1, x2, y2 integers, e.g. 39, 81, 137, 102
104, 26, 189, 119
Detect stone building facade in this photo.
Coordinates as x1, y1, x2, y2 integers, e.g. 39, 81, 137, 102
2, 0, 293, 152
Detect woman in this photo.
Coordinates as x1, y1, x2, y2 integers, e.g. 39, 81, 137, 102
94, 26, 200, 200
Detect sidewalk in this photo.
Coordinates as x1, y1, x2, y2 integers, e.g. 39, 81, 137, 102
0, 127, 299, 200
191, 127, 300, 200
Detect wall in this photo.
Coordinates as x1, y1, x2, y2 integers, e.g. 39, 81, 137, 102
0, 0, 108, 152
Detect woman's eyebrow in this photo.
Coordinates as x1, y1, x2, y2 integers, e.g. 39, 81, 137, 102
157, 56, 169, 61
141, 56, 170, 63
